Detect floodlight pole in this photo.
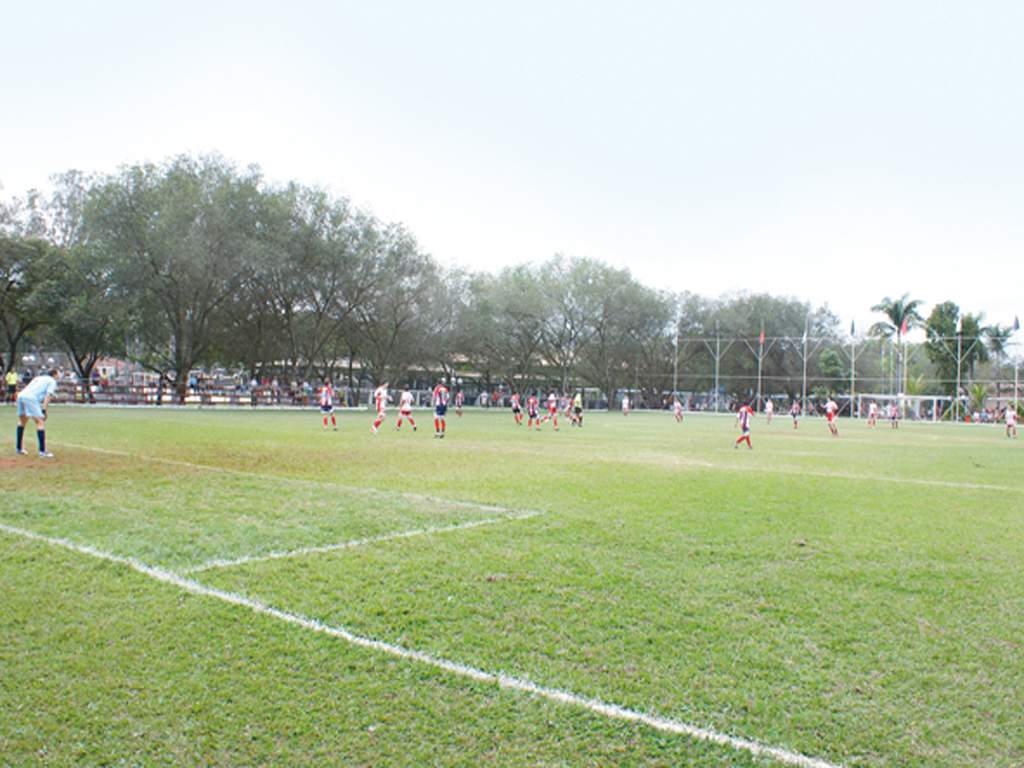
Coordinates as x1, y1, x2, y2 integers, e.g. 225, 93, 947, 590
850, 335, 856, 418
801, 320, 809, 417
756, 337, 764, 412
672, 328, 679, 397
955, 329, 963, 422
714, 322, 721, 412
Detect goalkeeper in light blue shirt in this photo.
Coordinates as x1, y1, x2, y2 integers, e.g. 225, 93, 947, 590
16, 368, 58, 458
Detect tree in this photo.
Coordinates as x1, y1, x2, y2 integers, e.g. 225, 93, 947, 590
88, 156, 264, 401
870, 293, 924, 393
0, 235, 50, 373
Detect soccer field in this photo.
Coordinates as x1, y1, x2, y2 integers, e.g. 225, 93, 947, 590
1, 407, 1021, 767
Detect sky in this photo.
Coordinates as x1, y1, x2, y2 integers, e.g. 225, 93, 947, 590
2, 1, 1022, 338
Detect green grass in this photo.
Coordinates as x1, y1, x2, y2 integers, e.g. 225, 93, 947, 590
1, 405, 1022, 766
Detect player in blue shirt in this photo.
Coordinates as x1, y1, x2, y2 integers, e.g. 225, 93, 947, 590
16, 368, 58, 458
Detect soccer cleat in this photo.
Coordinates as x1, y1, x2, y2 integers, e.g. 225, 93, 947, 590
39, 451, 54, 458
16, 448, 28, 455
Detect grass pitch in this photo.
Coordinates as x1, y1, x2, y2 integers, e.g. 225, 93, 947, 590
1, 406, 1021, 767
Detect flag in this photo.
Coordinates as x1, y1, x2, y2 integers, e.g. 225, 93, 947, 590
899, 317, 908, 337
957, 315, 963, 334
758, 324, 765, 346
1015, 315, 1020, 332
850, 319, 856, 337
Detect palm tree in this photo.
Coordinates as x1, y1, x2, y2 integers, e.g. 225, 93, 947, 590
968, 382, 990, 418
870, 293, 924, 393
986, 324, 1013, 402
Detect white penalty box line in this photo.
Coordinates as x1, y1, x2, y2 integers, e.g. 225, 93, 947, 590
181, 512, 542, 574
0, 521, 843, 768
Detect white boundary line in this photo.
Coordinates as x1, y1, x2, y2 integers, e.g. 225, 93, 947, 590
181, 512, 542, 574
63, 441, 1022, 496
62, 443, 541, 516
0, 521, 842, 768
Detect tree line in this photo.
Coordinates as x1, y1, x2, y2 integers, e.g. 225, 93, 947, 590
1, 155, 1017, 406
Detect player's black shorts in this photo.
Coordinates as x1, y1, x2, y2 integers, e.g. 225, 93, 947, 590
320, 404, 334, 414
574, 406, 582, 415
435, 405, 447, 417
512, 406, 521, 414
528, 409, 538, 419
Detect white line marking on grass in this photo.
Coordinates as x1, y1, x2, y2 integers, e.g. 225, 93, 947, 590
63, 443, 539, 517
181, 512, 542, 574
0, 521, 843, 768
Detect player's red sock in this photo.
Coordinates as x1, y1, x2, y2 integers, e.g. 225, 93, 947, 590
322, 416, 328, 428
408, 416, 416, 428
441, 418, 446, 433
330, 414, 336, 428
373, 415, 384, 430
434, 417, 440, 433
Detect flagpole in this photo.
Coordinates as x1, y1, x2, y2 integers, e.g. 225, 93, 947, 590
801, 316, 809, 417
850, 335, 856, 418
955, 320, 963, 423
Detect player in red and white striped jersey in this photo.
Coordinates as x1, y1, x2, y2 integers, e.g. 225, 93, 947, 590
540, 391, 559, 430
673, 396, 683, 423
824, 397, 839, 437
371, 382, 390, 434
734, 403, 754, 449
432, 380, 450, 438
396, 388, 417, 432
1006, 405, 1018, 438
319, 380, 337, 431
526, 392, 540, 429
510, 392, 523, 425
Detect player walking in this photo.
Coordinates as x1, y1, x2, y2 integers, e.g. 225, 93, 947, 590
1006, 405, 1018, 438
371, 382, 390, 434
573, 390, 584, 427
526, 391, 540, 430
825, 397, 839, 437
15, 368, 58, 458
789, 400, 801, 429
541, 391, 559, 430
396, 387, 417, 431
319, 379, 338, 430
764, 399, 774, 425
673, 396, 683, 423
867, 401, 878, 428
734, 402, 754, 449
455, 389, 464, 417
888, 402, 900, 429
510, 392, 523, 425
432, 379, 449, 438
621, 394, 630, 416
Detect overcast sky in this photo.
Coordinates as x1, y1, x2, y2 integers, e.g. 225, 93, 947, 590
2, 1, 1022, 337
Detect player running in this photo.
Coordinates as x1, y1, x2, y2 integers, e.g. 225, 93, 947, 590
673, 396, 683, 423
764, 398, 774, 425
319, 379, 338, 430
1006, 405, 1018, 438
572, 390, 584, 427
371, 382, 390, 434
734, 402, 754, 449
510, 392, 523, 425
867, 400, 879, 428
789, 400, 801, 429
396, 387, 417, 431
455, 389, 464, 417
621, 394, 630, 416
432, 379, 450, 438
541, 391, 559, 430
824, 397, 839, 437
526, 391, 540, 430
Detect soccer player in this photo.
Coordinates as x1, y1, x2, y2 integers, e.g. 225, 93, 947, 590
573, 390, 584, 427
15, 368, 58, 458
510, 392, 523, 425
455, 389, 464, 417
824, 397, 839, 437
673, 396, 683, 423
888, 402, 900, 429
396, 387, 417, 431
5, 367, 18, 403
319, 379, 338, 430
764, 398, 774, 425
621, 394, 630, 416
867, 400, 879, 428
1006, 405, 1018, 439
526, 391, 540, 430
790, 400, 801, 429
734, 402, 754, 449
371, 382, 390, 434
432, 379, 449, 438
541, 391, 559, 430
